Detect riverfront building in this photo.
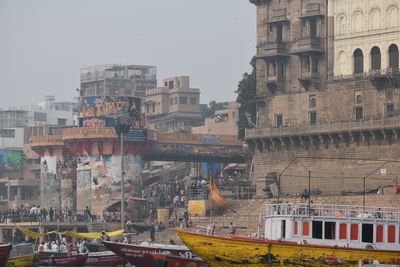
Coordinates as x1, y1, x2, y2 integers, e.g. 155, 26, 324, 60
247, 0, 400, 198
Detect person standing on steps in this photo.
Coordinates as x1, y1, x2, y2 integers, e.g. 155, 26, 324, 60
149, 224, 155, 242
228, 222, 237, 235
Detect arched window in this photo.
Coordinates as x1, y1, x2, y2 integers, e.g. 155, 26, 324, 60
354, 49, 364, 74
388, 44, 399, 70
371, 46, 381, 70
369, 9, 381, 30
352, 11, 363, 32
337, 15, 346, 35
387, 6, 399, 28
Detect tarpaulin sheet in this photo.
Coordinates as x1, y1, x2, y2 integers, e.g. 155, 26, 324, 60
0, 150, 22, 169
5, 151, 22, 169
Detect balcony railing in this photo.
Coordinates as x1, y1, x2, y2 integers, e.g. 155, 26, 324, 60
246, 117, 400, 139
31, 135, 64, 147
293, 37, 323, 53
331, 68, 400, 81
157, 132, 242, 146
261, 42, 288, 58
63, 127, 117, 140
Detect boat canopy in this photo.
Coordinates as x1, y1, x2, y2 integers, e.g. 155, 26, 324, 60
17, 226, 124, 239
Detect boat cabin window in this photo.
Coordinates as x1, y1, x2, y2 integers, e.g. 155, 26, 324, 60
281, 220, 286, 238
376, 225, 384, 243
339, 223, 347, 240
350, 224, 359, 240
294, 221, 298, 235
303, 222, 310, 236
312, 221, 323, 239
388, 225, 396, 243
324, 222, 336, 240
361, 224, 373, 243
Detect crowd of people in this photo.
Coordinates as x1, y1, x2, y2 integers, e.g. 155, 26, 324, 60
0, 205, 93, 223
141, 177, 211, 209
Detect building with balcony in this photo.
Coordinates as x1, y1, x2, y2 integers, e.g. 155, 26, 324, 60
248, 0, 400, 198
80, 64, 157, 98
143, 76, 201, 132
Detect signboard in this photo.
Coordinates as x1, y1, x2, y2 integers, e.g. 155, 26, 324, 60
202, 134, 221, 143
82, 118, 106, 127
123, 128, 147, 142
381, 168, 387, 176
188, 200, 209, 216
79, 96, 141, 120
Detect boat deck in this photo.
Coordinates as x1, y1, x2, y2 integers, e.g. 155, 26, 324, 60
266, 203, 400, 220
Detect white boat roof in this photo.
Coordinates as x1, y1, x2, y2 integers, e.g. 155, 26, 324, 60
266, 203, 400, 221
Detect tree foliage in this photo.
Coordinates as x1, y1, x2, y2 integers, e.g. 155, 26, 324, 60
236, 57, 257, 139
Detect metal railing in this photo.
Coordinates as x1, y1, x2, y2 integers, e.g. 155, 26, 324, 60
188, 185, 255, 201
246, 117, 400, 139
331, 67, 400, 81
0, 210, 99, 224
266, 203, 400, 220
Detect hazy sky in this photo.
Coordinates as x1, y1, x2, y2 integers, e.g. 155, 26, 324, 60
0, 0, 256, 108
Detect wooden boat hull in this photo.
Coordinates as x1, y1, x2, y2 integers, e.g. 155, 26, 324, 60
102, 240, 191, 267
6, 254, 38, 267
86, 251, 124, 266
176, 228, 400, 266
152, 253, 210, 267
38, 254, 87, 266
0, 243, 12, 267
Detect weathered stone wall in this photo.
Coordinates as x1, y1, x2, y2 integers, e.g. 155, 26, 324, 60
252, 137, 400, 198
258, 78, 399, 127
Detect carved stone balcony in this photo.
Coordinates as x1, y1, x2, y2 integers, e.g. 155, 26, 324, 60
298, 72, 321, 90
264, 8, 288, 24
299, 3, 324, 19
265, 75, 285, 93
259, 42, 289, 59
292, 37, 324, 54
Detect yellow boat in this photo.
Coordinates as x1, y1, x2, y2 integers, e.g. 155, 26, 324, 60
7, 253, 38, 267
176, 203, 400, 266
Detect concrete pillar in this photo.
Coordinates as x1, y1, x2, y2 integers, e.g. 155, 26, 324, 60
72, 227, 78, 244
7, 178, 10, 201
17, 186, 21, 200
0, 228, 4, 243
40, 156, 62, 210
39, 226, 45, 243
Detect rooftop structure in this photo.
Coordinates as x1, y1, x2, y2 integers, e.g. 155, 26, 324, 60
80, 64, 157, 98
143, 76, 201, 132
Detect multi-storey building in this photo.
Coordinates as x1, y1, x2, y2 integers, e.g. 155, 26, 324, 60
0, 96, 77, 211
80, 64, 157, 98
247, 0, 400, 198
192, 102, 239, 135
143, 76, 201, 132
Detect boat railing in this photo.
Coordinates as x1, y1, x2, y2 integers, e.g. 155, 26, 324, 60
266, 203, 400, 220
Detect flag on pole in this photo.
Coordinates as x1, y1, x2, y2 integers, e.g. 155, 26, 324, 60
208, 177, 236, 213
